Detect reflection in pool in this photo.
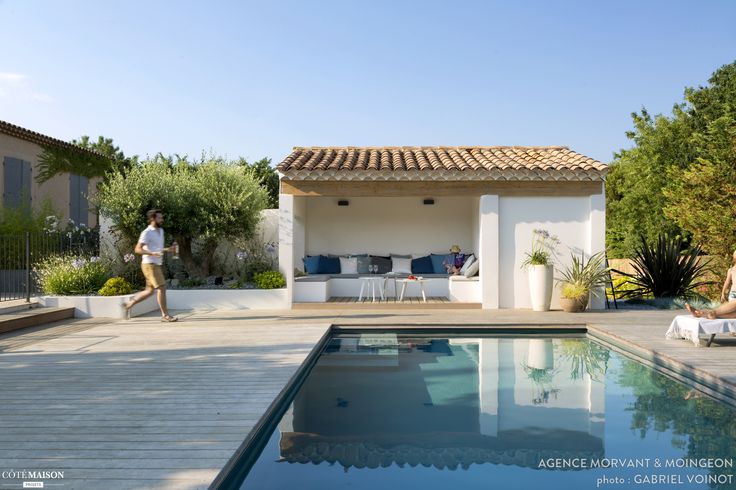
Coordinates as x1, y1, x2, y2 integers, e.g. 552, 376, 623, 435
235, 335, 736, 489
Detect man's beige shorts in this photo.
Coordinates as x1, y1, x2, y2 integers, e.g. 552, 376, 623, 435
141, 263, 166, 289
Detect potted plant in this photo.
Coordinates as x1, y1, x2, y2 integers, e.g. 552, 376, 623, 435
557, 251, 609, 312
521, 229, 559, 311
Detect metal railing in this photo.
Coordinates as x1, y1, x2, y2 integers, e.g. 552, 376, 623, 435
0, 232, 99, 302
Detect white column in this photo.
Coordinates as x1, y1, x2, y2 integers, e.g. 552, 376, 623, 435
478, 339, 499, 436
588, 186, 606, 310
279, 193, 295, 305
479, 195, 499, 309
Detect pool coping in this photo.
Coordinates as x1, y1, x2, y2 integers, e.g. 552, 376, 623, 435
209, 321, 736, 489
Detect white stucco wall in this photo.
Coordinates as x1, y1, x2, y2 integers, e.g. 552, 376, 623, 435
304, 196, 476, 256
498, 195, 597, 309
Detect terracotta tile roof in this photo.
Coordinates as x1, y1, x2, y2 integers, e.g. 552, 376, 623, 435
277, 146, 607, 181
0, 120, 106, 158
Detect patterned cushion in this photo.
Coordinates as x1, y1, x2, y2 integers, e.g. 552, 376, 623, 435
464, 259, 479, 277
356, 255, 371, 274
391, 257, 412, 274
459, 254, 475, 275
370, 255, 392, 274
339, 256, 358, 274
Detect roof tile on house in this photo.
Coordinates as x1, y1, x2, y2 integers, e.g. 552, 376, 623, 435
277, 146, 607, 181
0, 120, 106, 157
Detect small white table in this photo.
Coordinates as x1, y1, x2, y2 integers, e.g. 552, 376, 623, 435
358, 276, 385, 303
398, 278, 427, 303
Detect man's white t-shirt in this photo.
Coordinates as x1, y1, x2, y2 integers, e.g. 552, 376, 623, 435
138, 225, 164, 265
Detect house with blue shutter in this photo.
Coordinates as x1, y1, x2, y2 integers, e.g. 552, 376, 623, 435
0, 120, 103, 227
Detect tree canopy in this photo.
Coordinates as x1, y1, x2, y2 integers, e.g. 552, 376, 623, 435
236, 157, 279, 208
37, 135, 137, 183
95, 155, 269, 277
606, 61, 736, 260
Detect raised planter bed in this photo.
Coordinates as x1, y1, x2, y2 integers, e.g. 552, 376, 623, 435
39, 294, 158, 319
39, 288, 288, 318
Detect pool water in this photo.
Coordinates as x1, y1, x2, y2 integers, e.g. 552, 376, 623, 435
232, 334, 736, 489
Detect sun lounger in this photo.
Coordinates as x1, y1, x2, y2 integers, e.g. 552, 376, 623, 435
666, 314, 736, 346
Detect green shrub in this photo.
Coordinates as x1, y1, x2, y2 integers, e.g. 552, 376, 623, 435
0, 199, 59, 235
95, 156, 268, 278
606, 276, 645, 299
98, 277, 135, 296
613, 234, 714, 299
253, 270, 285, 289
35, 255, 109, 295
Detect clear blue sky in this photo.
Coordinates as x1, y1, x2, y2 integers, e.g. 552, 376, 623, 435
1, 0, 734, 164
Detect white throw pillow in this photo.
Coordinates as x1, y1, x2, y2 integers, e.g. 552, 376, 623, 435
464, 259, 479, 277
391, 257, 412, 274
459, 254, 475, 275
339, 256, 358, 274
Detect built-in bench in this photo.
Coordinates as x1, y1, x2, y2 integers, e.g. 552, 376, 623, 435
293, 273, 480, 302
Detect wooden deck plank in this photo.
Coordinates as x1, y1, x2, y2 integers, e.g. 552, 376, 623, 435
2, 307, 736, 488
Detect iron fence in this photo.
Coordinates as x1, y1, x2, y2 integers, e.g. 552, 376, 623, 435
0, 232, 100, 302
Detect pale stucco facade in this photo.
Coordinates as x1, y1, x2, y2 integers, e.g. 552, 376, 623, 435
0, 131, 100, 227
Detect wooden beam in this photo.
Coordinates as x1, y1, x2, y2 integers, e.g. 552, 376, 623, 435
280, 180, 603, 197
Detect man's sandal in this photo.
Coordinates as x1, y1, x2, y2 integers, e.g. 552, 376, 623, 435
161, 315, 178, 322
122, 301, 134, 320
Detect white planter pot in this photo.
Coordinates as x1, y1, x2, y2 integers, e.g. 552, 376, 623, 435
527, 339, 554, 370
528, 264, 553, 311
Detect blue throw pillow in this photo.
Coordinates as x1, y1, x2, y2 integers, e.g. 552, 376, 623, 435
411, 255, 434, 274
303, 255, 321, 274
318, 255, 340, 274
430, 254, 453, 274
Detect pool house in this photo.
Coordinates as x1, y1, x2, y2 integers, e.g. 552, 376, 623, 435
277, 146, 607, 309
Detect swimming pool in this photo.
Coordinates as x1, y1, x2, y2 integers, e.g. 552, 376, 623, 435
215, 333, 736, 489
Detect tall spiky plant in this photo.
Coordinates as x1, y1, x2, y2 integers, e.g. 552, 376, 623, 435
614, 234, 713, 299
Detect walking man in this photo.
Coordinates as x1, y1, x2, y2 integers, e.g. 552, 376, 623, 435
123, 209, 178, 322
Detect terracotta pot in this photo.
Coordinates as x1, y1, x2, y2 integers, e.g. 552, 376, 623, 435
528, 264, 554, 311
560, 296, 589, 313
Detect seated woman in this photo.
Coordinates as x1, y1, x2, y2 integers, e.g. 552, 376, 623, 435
685, 250, 736, 319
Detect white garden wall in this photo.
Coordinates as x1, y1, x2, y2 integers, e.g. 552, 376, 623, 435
498, 196, 599, 309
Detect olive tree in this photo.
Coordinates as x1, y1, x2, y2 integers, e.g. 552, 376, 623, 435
95, 156, 268, 277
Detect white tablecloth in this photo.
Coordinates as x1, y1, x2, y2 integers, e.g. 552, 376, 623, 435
665, 315, 736, 345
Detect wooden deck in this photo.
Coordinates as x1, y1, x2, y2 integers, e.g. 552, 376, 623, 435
295, 296, 481, 309
1, 307, 736, 488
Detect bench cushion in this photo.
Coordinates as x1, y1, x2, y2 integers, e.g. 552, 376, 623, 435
411, 255, 434, 274
296, 273, 451, 282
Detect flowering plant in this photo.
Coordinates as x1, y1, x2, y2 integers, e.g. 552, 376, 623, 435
521, 229, 560, 270
35, 255, 109, 295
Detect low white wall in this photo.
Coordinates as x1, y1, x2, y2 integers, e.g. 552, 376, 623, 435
304, 196, 475, 256
40, 289, 288, 317
449, 277, 481, 303
39, 294, 158, 319
166, 289, 288, 310
498, 196, 595, 309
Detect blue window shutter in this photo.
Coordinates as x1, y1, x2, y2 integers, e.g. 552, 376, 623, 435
3, 157, 31, 209
70, 174, 80, 223
79, 175, 89, 225
69, 174, 89, 225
